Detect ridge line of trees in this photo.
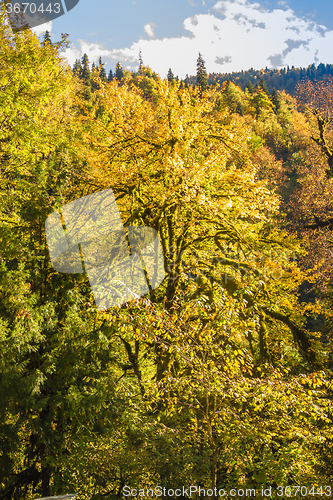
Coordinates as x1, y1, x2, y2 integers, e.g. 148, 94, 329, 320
72, 52, 333, 97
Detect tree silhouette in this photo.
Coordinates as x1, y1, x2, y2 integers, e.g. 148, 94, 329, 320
98, 56, 107, 82
167, 68, 174, 83
138, 49, 144, 74
196, 53, 208, 93
115, 62, 124, 81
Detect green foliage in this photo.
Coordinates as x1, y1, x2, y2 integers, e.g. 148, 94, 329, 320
167, 68, 175, 83
0, 13, 118, 498
217, 80, 247, 114
259, 77, 269, 94
98, 56, 107, 82
271, 88, 281, 113
80, 53, 91, 82
115, 61, 124, 81
189, 63, 333, 95
196, 52, 208, 93
246, 80, 255, 94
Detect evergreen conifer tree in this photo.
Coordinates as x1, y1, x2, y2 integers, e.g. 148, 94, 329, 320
80, 54, 92, 99
138, 49, 144, 74
73, 59, 82, 77
108, 69, 114, 82
167, 68, 174, 83
42, 30, 52, 46
115, 62, 124, 81
81, 53, 91, 82
236, 102, 244, 116
260, 77, 269, 94
98, 56, 107, 82
196, 53, 208, 93
271, 88, 281, 113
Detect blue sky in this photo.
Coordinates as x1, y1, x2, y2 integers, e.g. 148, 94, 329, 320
35, 0, 333, 78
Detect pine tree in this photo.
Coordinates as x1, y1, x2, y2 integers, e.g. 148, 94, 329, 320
90, 62, 98, 91
271, 88, 281, 113
108, 69, 114, 82
81, 53, 90, 82
138, 49, 144, 74
196, 53, 208, 93
80, 54, 92, 99
115, 62, 124, 81
42, 30, 52, 46
236, 102, 244, 116
98, 56, 107, 82
73, 59, 82, 77
167, 68, 174, 83
246, 80, 254, 94
260, 77, 269, 94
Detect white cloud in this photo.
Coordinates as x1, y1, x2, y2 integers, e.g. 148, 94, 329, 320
62, 39, 113, 67
144, 23, 156, 39
32, 20, 53, 37
61, 0, 333, 78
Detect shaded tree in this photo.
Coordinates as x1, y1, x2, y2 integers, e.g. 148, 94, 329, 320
115, 61, 124, 81
98, 56, 107, 82
196, 52, 208, 93
246, 80, 255, 94
72, 58, 82, 77
260, 77, 269, 94
138, 49, 144, 74
80, 53, 90, 82
271, 88, 281, 113
42, 30, 52, 46
167, 68, 174, 83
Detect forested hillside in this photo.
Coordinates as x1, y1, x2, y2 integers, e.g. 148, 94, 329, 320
1, 13, 333, 500
203, 63, 333, 95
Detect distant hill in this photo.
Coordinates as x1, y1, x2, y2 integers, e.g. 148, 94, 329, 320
186, 63, 333, 94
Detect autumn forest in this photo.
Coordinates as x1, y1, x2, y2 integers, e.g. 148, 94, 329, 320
1, 8, 333, 500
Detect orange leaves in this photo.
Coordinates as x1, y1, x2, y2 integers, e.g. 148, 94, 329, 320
296, 76, 333, 120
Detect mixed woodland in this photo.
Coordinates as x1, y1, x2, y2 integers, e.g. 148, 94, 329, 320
2, 11, 333, 500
